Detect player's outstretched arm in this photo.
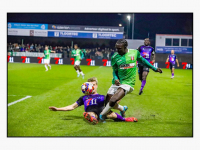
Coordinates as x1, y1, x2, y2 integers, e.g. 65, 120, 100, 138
137, 51, 162, 73
111, 54, 121, 85
166, 58, 169, 62
49, 102, 78, 111
152, 54, 156, 63
176, 58, 179, 67
80, 50, 84, 60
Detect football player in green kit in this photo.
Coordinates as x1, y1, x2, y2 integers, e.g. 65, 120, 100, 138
42, 46, 55, 71
71, 44, 85, 79
99, 39, 162, 122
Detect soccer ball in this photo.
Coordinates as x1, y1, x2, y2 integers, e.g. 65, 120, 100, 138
81, 82, 94, 95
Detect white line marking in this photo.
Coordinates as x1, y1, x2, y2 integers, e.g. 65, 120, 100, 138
8, 96, 32, 106
8, 95, 27, 96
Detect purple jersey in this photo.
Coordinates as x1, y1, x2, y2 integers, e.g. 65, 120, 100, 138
168, 54, 177, 65
137, 45, 155, 62
76, 94, 105, 112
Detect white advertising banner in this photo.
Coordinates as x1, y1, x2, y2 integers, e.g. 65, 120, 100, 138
12, 52, 62, 58
8, 29, 48, 37
8, 29, 30, 36
33, 30, 47, 37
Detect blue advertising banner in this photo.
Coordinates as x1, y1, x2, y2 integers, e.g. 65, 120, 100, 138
156, 46, 192, 54
8, 22, 48, 30
7, 22, 124, 39
48, 24, 124, 32
48, 31, 123, 39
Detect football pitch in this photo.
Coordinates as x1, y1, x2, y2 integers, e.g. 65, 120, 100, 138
7, 63, 192, 137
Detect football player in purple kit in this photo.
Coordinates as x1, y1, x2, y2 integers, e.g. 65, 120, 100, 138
49, 77, 137, 125
166, 50, 179, 79
137, 38, 156, 95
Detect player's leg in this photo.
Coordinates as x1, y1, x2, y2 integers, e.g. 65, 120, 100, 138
74, 64, 80, 77
171, 67, 175, 79
139, 71, 149, 95
100, 88, 125, 120
105, 94, 128, 117
138, 65, 143, 82
77, 65, 85, 79
47, 59, 51, 69
44, 59, 48, 71
83, 112, 98, 125
170, 63, 174, 78
106, 112, 138, 122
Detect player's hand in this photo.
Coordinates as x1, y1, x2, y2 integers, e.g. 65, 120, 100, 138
49, 106, 58, 111
177, 64, 179, 67
115, 79, 120, 86
155, 68, 162, 73
152, 60, 155, 63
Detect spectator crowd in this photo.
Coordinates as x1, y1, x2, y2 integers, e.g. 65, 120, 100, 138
7, 43, 118, 60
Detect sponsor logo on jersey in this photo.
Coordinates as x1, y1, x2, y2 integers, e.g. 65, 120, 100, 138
119, 63, 135, 69
131, 56, 134, 60
117, 60, 122, 62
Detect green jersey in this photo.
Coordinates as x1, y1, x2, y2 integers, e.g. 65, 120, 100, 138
111, 49, 157, 87
71, 49, 83, 61
44, 50, 51, 59
8, 50, 13, 56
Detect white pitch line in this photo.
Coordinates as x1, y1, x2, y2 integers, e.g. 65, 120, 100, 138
8, 95, 27, 96
8, 96, 32, 106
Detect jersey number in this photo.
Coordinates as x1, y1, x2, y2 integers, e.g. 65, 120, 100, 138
91, 99, 97, 105
146, 54, 149, 58
143, 54, 149, 58
8, 56, 14, 63
86, 98, 97, 106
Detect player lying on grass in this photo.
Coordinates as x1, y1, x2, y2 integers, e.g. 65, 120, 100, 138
49, 77, 137, 125
99, 39, 162, 122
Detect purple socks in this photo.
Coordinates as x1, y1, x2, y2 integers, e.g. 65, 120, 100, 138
172, 73, 174, 76
140, 80, 146, 91
113, 113, 125, 121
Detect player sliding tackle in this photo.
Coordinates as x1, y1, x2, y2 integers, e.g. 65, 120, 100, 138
49, 77, 137, 125
99, 39, 162, 122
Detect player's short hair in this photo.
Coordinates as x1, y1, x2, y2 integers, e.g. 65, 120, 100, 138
87, 77, 98, 85
74, 44, 78, 47
116, 39, 128, 48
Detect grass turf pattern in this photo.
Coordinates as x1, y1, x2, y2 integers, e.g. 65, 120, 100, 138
8, 63, 192, 136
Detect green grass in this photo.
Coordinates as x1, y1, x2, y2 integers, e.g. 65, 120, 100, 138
8, 63, 192, 137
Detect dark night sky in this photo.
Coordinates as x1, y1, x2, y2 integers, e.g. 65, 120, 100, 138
7, 13, 193, 47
